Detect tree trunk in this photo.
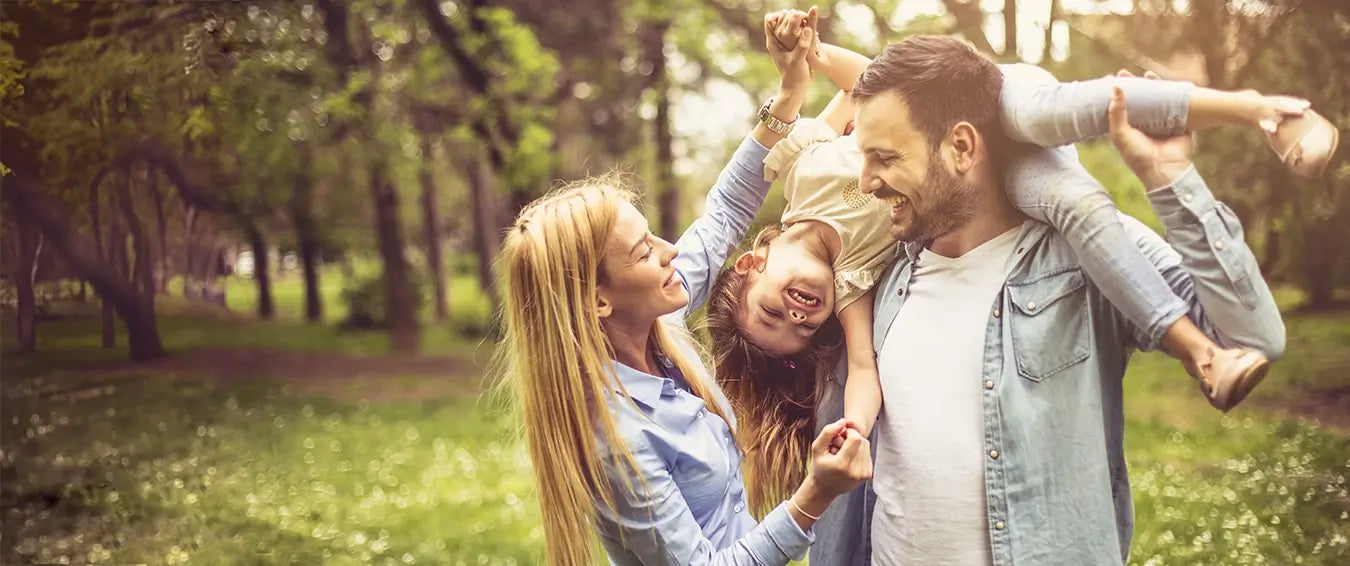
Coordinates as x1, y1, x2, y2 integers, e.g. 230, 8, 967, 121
116, 166, 155, 298
13, 216, 42, 354
1003, 0, 1018, 61
148, 168, 170, 294
104, 190, 125, 349
466, 150, 503, 310
1261, 222, 1281, 274
1042, 0, 1059, 65
299, 234, 322, 322
245, 222, 274, 319
369, 159, 420, 352
289, 147, 323, 323
940, 0, 998, 56
419, 136, 449, 322
182, 204, 198, 297
1190, 0, 1229, 86
649, 20, 680, 242
78, 280, 87, 302
88, 165, 116, 348
3, 166, 164, 360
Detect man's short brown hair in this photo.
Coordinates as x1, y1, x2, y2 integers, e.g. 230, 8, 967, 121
852, 35, 1008, 158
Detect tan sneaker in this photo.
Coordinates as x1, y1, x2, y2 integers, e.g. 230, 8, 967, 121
1198, 348, 1271, 412
1268, 108, 1340, 179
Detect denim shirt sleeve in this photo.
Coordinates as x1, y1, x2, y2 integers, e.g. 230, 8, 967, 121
597, 432, 814, 565
1118, 166, 1286, 358
669, 136, 774, 321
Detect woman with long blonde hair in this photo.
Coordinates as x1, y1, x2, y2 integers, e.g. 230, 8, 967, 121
494, 10, 871, 566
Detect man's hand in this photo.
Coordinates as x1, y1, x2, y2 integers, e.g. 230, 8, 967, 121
763, 7, 819, 95
1108, 70, 1194, 190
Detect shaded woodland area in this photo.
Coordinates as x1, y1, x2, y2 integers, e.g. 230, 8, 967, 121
1, 0, 1345, 362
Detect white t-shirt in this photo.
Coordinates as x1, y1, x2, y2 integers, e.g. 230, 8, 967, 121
871, 225, 1025, 566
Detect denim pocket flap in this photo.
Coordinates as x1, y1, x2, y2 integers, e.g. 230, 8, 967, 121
1008, 269, 1085, 317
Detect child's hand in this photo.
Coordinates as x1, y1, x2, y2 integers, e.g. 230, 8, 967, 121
828, 418, 863, 454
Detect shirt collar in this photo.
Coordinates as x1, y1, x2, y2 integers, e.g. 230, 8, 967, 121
611, 353, 680, 409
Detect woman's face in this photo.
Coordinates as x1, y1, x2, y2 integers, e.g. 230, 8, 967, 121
597, 202, 687, 322
735, 243, 835, 356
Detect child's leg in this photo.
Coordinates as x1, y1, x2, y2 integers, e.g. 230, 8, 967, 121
1000, 63, 1192, 146
1005, 146, 1268, 410
1005, 144, 1191, 341
1000, 63, 1335, 178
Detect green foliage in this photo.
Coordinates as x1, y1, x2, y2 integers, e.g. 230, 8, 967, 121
338, 264, 426, 331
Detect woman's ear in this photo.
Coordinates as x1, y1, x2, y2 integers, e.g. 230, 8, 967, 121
595, 293, 614, 319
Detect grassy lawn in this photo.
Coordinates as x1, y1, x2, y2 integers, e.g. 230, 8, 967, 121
3, 278, 1349, 564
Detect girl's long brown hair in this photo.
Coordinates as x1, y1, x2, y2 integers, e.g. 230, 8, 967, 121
702, 225, 846, 516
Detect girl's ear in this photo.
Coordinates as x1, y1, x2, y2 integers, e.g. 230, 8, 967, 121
733, 251, 763, 274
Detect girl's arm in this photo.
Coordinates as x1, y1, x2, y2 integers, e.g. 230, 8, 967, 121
838, 290, 881, 438
812, 42, 872, 93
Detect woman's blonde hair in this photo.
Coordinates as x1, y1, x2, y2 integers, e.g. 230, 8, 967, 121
494, 177, 733, 566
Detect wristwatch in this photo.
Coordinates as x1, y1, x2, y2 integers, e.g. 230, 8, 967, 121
758, 97, 798, 135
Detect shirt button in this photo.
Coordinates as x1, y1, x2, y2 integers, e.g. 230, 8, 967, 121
992, 308, 1001, 318
1026, 301, 1037, 312
984, 380, 995, 390
697, 411, 705, 419
1215, 240, 1226, 250
995, 521, 1006, 530
733, 503, 744, 513
1183, 193, 1194, 204
989, 449, 1000, 459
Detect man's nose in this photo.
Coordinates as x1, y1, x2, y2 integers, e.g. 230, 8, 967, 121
860, 174, 881, 195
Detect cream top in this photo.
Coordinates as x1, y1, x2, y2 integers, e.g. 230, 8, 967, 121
764, 118, 898, 312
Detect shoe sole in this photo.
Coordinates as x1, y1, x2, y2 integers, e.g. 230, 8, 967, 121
1220, 357, 1271, 412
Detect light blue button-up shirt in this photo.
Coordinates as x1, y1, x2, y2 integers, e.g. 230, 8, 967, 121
810, 154, 1286, 565
595, 135, 817, 565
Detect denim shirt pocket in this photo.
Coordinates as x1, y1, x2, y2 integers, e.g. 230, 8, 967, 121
1006, 267, 1091, 382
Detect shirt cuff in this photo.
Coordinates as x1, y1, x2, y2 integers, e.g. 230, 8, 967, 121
1144, 164, 1212, 225
759, 501, 816, 561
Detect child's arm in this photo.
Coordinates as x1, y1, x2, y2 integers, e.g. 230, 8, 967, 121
810, 43, 872, 135
811, 42, 872, 93
838, 290, 881, 438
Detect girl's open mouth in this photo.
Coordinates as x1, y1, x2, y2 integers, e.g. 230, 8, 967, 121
787, 287, 824, 310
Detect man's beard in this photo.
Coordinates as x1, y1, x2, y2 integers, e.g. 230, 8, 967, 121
891, 153, 979, 244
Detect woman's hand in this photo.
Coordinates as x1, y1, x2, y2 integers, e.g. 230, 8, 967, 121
763, 7, 819, 95
786, 418, 872, 529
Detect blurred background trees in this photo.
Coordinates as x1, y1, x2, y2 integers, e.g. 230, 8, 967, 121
1, 0, 1345, 360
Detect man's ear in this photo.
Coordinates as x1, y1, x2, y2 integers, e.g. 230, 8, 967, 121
732, 251, 762, 274
947, 122, 979, 175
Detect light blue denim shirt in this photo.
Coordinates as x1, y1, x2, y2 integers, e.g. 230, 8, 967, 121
595, 135, 816, 565
810, 155, 1286, 565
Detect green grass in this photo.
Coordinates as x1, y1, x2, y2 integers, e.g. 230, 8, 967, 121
3, 278, 1350, 564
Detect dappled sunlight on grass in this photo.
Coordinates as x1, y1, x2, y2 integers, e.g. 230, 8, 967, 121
2, 371, 539, 564
2, 293, 1348, 564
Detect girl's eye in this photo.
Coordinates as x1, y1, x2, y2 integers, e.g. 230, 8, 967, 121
641, 245, 654, 259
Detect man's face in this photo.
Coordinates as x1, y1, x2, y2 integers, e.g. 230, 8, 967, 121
854, 92, 977, 243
